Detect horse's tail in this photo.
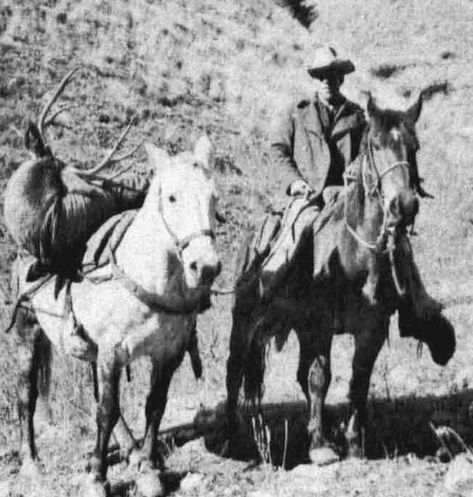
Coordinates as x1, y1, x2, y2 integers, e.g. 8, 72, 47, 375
13, 300, 52, 399
36, 328, 52, 398
242, 336, 267, 405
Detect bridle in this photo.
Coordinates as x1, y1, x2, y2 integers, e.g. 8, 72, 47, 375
343, 136, 411, 254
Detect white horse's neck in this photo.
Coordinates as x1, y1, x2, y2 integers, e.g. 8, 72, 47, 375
113, 183, 182, 296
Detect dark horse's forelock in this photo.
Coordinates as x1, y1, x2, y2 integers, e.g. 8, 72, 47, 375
367, 108, 419, 151
361, 106, 422, 196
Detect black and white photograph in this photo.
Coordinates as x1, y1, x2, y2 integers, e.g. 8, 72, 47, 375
0, 1, 472, 495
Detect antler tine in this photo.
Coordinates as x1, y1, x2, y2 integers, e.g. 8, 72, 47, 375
38, 65, 84, 138
76, 117, 137, 178
103, 141, 143, 180
44, 104, 79, 128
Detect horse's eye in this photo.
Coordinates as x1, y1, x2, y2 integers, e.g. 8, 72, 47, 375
169, 195, 176, 203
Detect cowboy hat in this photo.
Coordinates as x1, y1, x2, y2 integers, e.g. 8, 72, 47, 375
306, 45, 355, 79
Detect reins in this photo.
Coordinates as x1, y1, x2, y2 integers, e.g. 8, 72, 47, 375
343, 138, 413, 297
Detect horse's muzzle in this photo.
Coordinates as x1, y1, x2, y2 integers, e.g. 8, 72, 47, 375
189, 259, 222, 287
388, 190, 419, 227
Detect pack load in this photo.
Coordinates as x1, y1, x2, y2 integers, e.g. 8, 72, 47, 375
3, 66, 148, 280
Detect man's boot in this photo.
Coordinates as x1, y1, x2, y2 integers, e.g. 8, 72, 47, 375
395, 234, 442, 338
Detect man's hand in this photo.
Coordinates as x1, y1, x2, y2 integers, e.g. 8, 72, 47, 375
287, 179, 314, 197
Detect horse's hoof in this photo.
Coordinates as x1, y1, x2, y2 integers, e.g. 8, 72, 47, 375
127, 450, 143, 472
135, 470, 163, 497
18, 457, 43, 480
309, 447, 339, 466
346, 444, 363, 459
77, 474, 109, 497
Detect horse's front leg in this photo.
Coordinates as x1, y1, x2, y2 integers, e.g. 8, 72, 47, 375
296, 325, 338, 466
226, 307, 258, 436
84, 354, 121, 496
346, 319, 387, 458
128, 359, 173, 497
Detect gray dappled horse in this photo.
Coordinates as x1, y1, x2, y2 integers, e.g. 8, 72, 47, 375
12, 137, 221, 497
226, 94, 455, 465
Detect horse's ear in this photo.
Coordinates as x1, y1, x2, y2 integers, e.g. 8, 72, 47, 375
194, 135, 213, 166
144, 142, 169, 172
24, 121, 48, 157
406, 92, 423, 123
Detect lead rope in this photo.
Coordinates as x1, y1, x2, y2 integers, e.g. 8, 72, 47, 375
209, 194, 316, 296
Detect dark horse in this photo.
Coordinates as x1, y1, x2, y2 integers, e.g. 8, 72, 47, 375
226, 94, 455, 465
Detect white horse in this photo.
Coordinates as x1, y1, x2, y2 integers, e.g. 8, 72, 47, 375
12, 136, 221, 496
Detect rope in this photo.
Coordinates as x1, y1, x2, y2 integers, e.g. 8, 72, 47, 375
5, 274, 57, 333
343, 158, 386, 252
388, 244, 406, 297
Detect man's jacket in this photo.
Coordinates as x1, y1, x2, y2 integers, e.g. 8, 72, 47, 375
270, 94, 366, 192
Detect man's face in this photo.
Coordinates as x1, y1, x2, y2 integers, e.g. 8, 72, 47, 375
318, 73, 344, 105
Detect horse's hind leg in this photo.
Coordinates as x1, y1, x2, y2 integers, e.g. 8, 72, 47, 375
296, 326, 338, 465
346, 319, 387, 458
85, 355, 121, 494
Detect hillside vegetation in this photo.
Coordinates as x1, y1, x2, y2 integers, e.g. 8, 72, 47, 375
0, 0, 472, 496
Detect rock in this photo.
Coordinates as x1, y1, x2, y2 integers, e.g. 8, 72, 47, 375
309, 447, 340, 466
444, 453, 473, 495
6, 78, 19, 95
76, 474, 108, 497
135, 470, 163, 497
180, 472, 204, 491
290, 463, 318, 478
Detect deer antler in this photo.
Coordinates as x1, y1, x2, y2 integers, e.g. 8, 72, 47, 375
72, 117, 142, 178
38, 65, 84, 141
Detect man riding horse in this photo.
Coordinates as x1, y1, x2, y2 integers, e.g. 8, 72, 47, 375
250, 45, 440, 331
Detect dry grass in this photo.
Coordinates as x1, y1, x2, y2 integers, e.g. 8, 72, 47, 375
0, 0, 472, 495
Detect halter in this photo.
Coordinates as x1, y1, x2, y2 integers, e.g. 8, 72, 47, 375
157, 184, 215, 258
343, 138, 410, 253
105, 180, 216, 314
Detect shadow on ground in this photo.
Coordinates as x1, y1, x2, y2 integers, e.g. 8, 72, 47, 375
161, 389, 473, 469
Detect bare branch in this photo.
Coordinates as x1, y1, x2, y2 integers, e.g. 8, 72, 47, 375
38, 65, 84, 138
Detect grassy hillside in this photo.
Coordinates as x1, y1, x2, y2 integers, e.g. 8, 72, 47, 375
0, 0, 472, 495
